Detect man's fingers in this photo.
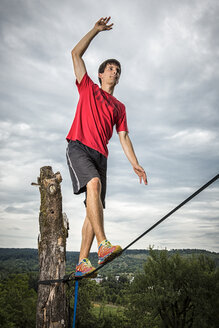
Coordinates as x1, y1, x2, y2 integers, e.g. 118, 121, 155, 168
99, 16, 111, 24
105, 23, 114, 30
134, 166, 147, 185
140, 173, 147, 185
96, 17, 113, 31
133, 165, 148, 185
105, 16, 111, 23
142, 171, 148, 185
97, 17, 104, 23
104, 17, 113, 29
143, 174, 148, 185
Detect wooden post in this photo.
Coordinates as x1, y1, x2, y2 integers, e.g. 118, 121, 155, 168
34, 166, 69, 328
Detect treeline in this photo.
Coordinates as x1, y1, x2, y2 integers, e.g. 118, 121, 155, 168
0, 249, 219, 327
0, 248, 218, 279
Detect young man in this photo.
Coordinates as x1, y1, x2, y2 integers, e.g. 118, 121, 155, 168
66, 17, 147, 278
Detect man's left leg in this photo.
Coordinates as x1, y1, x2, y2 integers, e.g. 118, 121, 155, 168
79, 215, 94, 262
75, 213, 97, 278
75, 177, 105, 278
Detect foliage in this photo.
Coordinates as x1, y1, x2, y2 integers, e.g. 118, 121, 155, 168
0, 248, 219, 327
0, 273, 37, 328
0, 249, 38, 279
67, 278, 130, 327
126, 248, 219, 328
93, 274, 130, 305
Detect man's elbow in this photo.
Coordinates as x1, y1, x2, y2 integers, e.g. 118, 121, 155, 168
119, 131, 128, 138
71, 48, 77, 58
119, 131, 128, 143
71, 49, 82, 67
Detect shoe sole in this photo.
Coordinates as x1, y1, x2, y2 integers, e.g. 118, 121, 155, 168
83, 271, 97, 279
98, 247, 122, 265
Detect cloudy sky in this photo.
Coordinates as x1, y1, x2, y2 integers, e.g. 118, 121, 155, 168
0, 0, 218, 254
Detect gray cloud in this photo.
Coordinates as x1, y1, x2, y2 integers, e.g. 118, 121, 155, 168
0, 0, 218, 252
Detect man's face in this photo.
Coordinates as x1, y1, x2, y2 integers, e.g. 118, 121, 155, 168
98, 63, 121, 86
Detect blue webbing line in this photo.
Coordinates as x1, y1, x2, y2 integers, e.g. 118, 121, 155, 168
72, 280, 79, 328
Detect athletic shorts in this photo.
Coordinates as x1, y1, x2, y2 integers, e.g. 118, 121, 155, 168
66, 140, 107, 208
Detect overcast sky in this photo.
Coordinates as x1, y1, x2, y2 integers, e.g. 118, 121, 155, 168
0, 0, 218, 254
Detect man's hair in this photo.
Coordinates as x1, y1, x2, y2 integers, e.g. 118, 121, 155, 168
98, 59, 121, 84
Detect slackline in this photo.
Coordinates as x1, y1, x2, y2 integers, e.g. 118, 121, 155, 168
38, 173, 219, 285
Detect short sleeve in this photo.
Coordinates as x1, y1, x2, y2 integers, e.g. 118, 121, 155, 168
116, 105, 129, 133
76, 73, 93, 94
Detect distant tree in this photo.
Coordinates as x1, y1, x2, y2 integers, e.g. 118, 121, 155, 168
125, 249, 219, 328
0, 274, 37, 328
118, 274, 129, 284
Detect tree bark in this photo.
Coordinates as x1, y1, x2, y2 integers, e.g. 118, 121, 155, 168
35, 166, 69, 328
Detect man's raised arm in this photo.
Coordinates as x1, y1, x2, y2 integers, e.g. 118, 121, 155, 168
71, 17, 113, 83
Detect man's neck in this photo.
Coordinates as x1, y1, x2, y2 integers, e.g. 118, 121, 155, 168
101, 83, 115, 95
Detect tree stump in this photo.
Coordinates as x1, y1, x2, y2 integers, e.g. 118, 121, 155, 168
35, 166, 69, 328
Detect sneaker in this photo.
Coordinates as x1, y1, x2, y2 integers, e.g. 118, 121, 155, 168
75, 258, 97, 278
98, 239, 122, 265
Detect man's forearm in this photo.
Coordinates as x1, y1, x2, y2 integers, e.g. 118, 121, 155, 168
119, 132, 139, 167
71, 17, 113, 58
119, 131, 147, 184
71, 27, 99, 58
71, 18, 113, 83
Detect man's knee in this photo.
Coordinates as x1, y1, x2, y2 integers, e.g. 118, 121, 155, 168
87, 177, 102, 194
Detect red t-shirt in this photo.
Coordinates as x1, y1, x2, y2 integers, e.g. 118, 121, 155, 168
66, 73, 128, 157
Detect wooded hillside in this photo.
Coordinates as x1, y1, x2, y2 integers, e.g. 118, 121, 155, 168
0, 248, 219, 327
0, 248, 218, 278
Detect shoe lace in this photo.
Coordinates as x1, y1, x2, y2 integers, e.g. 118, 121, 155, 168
104, 240, 112, 248
80, 258, 92, 268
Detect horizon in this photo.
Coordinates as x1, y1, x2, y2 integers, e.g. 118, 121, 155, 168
0, 247, 218, 254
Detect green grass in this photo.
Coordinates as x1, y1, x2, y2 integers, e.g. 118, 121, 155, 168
91, 302, 124, 317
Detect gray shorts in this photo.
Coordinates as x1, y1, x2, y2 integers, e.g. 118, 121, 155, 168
66, 140, 107, 208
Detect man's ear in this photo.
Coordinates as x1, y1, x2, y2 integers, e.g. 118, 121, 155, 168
98, 72, 103, 80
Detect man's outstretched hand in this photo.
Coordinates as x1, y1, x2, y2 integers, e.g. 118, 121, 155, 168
133, 164, 148, 185
94, 17, 113, 32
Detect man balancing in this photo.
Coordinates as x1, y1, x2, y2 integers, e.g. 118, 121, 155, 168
66, 17, 147, 278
